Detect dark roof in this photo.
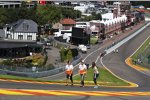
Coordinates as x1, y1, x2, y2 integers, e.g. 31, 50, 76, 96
60, 18, 76, 25
0, 40, 42, 49
0, 29, 5, 38
4, 19, 38, 33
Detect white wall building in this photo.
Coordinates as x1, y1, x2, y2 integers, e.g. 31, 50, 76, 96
3, 19, 38, 41
75, 22, 90, 28
89, 13, 127, 36
74, 4, 88, 14
74, 2, 95, 15
0, 1, 21, 8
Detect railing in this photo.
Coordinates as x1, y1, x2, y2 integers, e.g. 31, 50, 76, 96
105, 21, 150, 54
0, 55, 82, 78
137, 45, 150, 67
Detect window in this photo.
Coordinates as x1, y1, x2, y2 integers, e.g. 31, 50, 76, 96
6, 34, 11, 39
23, 23, 29, 30
18, 35, 23, 40
27, 35, 32, 40
7, 27, 10, 31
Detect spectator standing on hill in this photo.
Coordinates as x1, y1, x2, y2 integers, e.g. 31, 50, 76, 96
65, 60, 73, 86
91, 62, 99, 88
79, 60, 87, 87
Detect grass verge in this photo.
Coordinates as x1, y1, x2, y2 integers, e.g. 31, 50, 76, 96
73, 68, 129, 86
131, 36, 150, 69
132, 37, 150, 60
0, 67, 130, 86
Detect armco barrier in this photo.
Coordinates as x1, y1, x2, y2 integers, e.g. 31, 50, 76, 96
105, 22, 150, 54
0, 55, 82, 78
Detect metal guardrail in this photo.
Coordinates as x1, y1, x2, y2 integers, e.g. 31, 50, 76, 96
0, 55, 82, 78
137, 42, 150, 67
105, 22, 150, 54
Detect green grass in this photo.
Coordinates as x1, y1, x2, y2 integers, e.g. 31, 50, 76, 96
73, 68, 130, 86
0, 74, 46, 81
0, 74, 61, 83
132, 37, 150, 60
90, 36, 98, 44
130, 36, 150, 69
0, 67, 130, 86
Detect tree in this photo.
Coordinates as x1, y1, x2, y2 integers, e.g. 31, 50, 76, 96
92, 12, 102, 20
66, 49, 73, 61
60, 47, 66, 62
73, 10, 81, 19
82, 15, 93, 21
0, 5, 82, 28
0, 8, 8, 27
95, 13, 102, 20
21, 1, 27, 8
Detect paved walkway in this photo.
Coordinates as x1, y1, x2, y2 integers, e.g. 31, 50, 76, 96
45, 47, 66, 67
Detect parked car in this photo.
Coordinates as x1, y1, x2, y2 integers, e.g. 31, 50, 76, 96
78, 44, 87, 53
86, 44, 91, 49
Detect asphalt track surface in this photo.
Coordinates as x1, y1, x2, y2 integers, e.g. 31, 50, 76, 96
0, 23, 150, 99
0, 25, 149, 91
0, 96, 150, 100
103, 26, 150, 90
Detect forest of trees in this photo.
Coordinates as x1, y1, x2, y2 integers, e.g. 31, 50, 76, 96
0, 4, 81, 28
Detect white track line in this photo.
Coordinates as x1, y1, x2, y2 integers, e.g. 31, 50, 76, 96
101, 57, 139, 87
45, 46, 104, 78
130, 35, 150, 57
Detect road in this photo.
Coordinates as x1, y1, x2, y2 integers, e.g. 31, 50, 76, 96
0, 22, 150, 99
1, 96, 150, 100
103, 26, 150, 89
41, 21, 146, 81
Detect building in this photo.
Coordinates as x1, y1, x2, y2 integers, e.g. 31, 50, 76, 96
0, 19, 42, 58
3, 19, 38, 41
0, 29, 5, 39
71, 27, 90, 45
54, 18, 76, 43
74, 2, 95, 15
130, 11, 145, 25
60, 18, 76, 34
0, 40, 42, 58
75, 22, 89, 28
113, 1, 131, 16
0, 1, 21, 8
89, 13, 127, 39
90, 20, 101, 35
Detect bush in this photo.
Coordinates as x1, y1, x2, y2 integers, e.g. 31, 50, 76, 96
46, 63, 55, 70
60, 48, 76, 62
43, 55, 48, 66
1, 59, 12, 66
0, 53, 46, 68
71, 48, 78, 57
90, 36, 98, 44
23, 60, 33, 68
25, 54, 47, 67
60, 47, 66, 62
66, 49, 73, 61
